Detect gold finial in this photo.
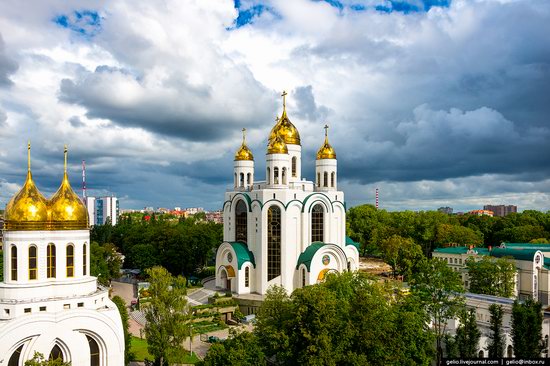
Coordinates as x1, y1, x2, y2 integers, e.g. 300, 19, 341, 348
281, 90, 287, 110
27, 140, 31, 172
64, 145, 68, 174
324, 124, 329, 137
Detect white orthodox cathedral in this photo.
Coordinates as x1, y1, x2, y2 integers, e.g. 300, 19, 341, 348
215, 93, 360, 295
0, 145, 124, 365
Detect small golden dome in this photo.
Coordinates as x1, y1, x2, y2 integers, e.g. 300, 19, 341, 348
4, 142, 49, 230
268, 91, 301, 145
267, 133, 288, 154
48, 146, 88, 230
316, 124, 337, 160
234, 128, 254, 161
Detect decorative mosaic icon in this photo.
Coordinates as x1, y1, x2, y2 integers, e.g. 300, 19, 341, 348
322, 255, 330, 266
228, 252, 233, 263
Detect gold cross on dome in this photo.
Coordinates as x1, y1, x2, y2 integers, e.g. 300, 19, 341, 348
324, 124, 329, 136
242, 128, 246, 143
281, 90, 287, 109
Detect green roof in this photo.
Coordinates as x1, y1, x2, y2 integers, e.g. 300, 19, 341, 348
433, 247, 489, 255
345, 236, 360, 251
500, 243, 550, 251
489, 248, 540, 261
228, 242, 256, 269
296, 242, 326, 271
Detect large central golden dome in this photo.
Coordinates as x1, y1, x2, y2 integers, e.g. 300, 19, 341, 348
49, 146, 88, 230
4, 143, 49, 230
268, 91, 301, 146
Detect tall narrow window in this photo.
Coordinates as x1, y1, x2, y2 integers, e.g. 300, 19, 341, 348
247, 173, 251, 185
239, 173, 244, 187
10, 245, 17, 281
292, 156, 297, 177
245, 267, 250, 287
282, 167, 287, 185
49, 345, 63, 362
235, 200, 248, 243
266, 167, 270, 185
66, 245, 74, 278
302, 268, 306, 287
331, 172, 335, 187
87, 335, 100, 366
47, 243, 56, 278
324, 172, 328, 187
234, 172, 237, 187
83, 244, 87, 276
317, 173, 320, 187
311, 204, 324, 242
267, 206, 281, 281
29, 245, 37, 280
274, 167, 279, 184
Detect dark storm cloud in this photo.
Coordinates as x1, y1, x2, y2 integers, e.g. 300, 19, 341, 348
0, 34, 18, 86
293, 85, 330, 122
58, 65, 277, 142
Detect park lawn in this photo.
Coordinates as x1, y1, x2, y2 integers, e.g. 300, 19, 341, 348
131, 336, 201, 364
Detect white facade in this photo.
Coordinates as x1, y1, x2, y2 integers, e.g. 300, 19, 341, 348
215, 101, 359, 296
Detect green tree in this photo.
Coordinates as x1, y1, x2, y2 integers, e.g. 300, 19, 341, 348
466, 256, 516, 297
410, 258, 465, 365
112, 295, 134, 364
90, 242, 123, 285
511, 298, 544, 358
24, 352, 70, 366
199, 329, 266, 366
455, 309, 480, 358
143, 266, 188, 365
488, 304, 505, 358
435, 223, 483, 247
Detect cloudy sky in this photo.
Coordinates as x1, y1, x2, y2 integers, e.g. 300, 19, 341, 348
0, 0, 549, 212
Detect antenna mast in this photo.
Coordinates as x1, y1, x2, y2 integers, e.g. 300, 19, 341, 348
82, 160, 86, 199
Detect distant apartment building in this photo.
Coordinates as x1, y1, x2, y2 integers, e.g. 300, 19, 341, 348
185, 207, 204, 215
205, 210, 223, 224
438, 206, 453, 214
483, 204, 517, 217
85, 196, 120, 226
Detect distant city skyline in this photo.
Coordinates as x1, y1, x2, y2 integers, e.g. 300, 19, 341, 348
1, 1, 549, 213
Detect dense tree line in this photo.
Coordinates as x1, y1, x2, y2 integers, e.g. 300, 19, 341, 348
91, 213, 222, 276
348, 205, 550, 256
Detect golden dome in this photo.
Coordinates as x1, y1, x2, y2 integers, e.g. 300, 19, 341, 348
268, 91, 301, 145
4, 142, 49, 230
48, 146, 88, 230
234, 128, 254, 161
316, 125, 337, 160
267, 132, 288, 154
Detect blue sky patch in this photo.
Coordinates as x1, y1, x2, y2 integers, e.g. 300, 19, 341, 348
54, 10, 101, 37
318, 0, 451, 13
231, 0, 279, 28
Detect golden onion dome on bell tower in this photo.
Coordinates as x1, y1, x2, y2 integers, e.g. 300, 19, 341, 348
4, 142, 49, 230
234, 128, 254, 161
48, 145, 88, 230
267, 128, 288, 155
316, 124, 337, 160
268, 91, 301, 145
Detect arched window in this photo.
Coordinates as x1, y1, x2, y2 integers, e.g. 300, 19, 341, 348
87, 335, 100, 366
282, 167, 287, 185
267, 206, 281, 281
311, 204, 324, 242
47, 243, 56, 278
266, 167, 270, 185
83, 244, 87, 276
331, 172, 335, 187
347, 260, 351, 271
247, 173, 251, 185
49, 345, 64, 362
234, 172, 237, 187
10, 245, 17, 281
507, 345, 513, 358
274, 167, 279, 184
317, 173, 320, 187
478, 350, 484, 358
324, 172, 328, 187
292, 156, 297, 177
235, 200, 247, 243
8, 344, 23, 366
245, 267, 250, 287
66, 244, 74, 278
29, 245, 37, 280
302, 267, 306, 287
239, 173, 244, 187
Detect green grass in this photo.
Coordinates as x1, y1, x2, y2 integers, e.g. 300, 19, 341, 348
131, 336, 201, 364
